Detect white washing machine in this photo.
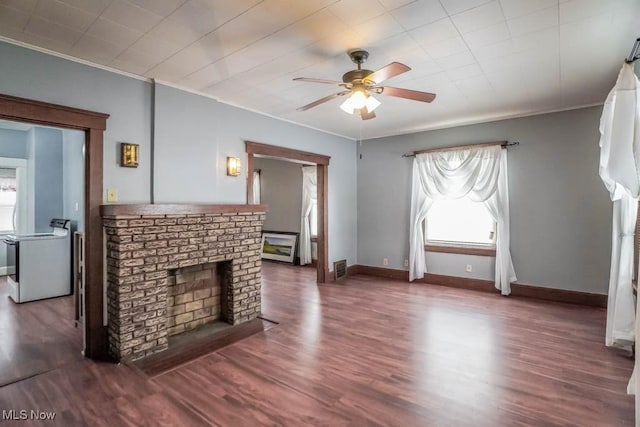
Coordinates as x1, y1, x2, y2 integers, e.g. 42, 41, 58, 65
3, 218, 71, 303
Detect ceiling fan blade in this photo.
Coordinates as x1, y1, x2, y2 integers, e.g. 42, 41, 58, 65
293, 77, 344, 85
364, 62, 410, 85
359, 107, 376, 120
297, 91, 350, 111
378, 86, 436, 103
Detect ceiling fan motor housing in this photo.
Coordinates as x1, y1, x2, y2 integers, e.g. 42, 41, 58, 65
342, 69, 375, 84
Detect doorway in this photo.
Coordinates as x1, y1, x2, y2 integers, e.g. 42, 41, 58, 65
245, 141, 330, 283
0, 93, 108, 359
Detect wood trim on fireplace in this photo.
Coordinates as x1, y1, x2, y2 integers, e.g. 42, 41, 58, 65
245, 141, 330, 283
101, 204, 269, 216
0, 93, 109, 359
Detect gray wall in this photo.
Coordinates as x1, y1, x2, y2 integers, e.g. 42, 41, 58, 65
0, 128, 27, 158
357, 106, 611, 294
31, 128, 64, 232
62, 129, 85, 233
253, 157, 303, 234
0, 41, 358, 268
0, 41, 151, 204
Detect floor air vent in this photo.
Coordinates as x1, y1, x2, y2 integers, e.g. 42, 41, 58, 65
334, 259, 347, 281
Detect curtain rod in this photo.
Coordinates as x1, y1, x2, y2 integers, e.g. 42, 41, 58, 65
401, 141, 519, 158
626, 38, 640, 63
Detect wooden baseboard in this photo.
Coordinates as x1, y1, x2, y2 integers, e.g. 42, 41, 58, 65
353, 265, 607, 308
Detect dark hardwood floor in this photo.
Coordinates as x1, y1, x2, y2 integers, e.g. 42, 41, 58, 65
0, 276, 82, 387
0, 264, 634, 426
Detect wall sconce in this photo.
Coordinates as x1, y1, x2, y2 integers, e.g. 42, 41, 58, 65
227, 156, 241, 176
120, 143, 139, 168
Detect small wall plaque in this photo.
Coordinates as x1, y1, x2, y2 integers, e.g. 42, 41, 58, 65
120, 143, 139, 168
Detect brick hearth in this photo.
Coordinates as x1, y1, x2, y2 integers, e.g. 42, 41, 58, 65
101, 204, 267, 361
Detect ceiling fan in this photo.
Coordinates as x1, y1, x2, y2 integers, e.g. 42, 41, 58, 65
294, 49, 436, 120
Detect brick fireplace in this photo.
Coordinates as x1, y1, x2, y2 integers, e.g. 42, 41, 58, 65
101, 204, 267, 361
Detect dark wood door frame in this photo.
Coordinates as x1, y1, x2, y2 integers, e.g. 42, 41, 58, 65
0, 93, 109, 359
245, 141, 330, 283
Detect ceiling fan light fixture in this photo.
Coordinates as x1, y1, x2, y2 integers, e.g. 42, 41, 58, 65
365, 95, 381, 112
340, 96, 355, 114
340, 90, 380, 115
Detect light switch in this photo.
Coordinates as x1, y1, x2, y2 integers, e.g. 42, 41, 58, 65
107, 188, 118, 203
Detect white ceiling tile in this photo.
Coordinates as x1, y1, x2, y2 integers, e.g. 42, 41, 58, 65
57, 0, 111, 15
147, 59, 195, 82
354, 12, 405, 44
109, 58, 149, 75
471, 38, 518, 60
147, 19, 207, 46
0, 0, 37, 13
328, 0, 386, 26
86, 18, 144, 48
168, 0, 261, 34
507, 6, 558, 37
446, 63, 485, 81
439, 0, 492, 15
24, 16, 83, 46
454, 75, 495, 102
390, 0, 447, 31
101, 0, 164, 33
435, 51, 476, 69
34, 0, 98, 32
462, 22, 510, 49
113, 47, 167, 73
70, 34, 126, 64
128, 35, 183, 69
559, 0, 614, 24
128, 0, 186, 17
378, 0, 417, 10
156, 43, 222, 76
0, 4, 30, 31
422, 36, 469, 59
409, 18, 459, 44
451, 1, 505, 34
178, 62, 229, 90
499, 0, 558, 19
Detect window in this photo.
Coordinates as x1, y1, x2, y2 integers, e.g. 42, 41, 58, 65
0, 158, 28, 235
0, 169, 17, 233
425, 197, 495, 247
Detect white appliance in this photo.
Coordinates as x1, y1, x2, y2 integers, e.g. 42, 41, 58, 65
3, 218, 71, 303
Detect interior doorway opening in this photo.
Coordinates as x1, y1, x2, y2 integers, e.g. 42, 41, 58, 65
245, 141, 330, 283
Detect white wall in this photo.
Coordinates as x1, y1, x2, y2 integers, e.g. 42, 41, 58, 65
358, 107, 612, 294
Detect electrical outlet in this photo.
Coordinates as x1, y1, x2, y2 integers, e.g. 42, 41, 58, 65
106, 188, 118, 203
383, 258, 389, 266
465, 264, 472, 272
404, 259, 409, 267
74, 202, 79, 211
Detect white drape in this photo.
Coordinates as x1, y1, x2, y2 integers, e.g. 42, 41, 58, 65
252, 170, 261, 204
598, 62, 640, 406
409, 145, 516, 294
300, 166, 317, 265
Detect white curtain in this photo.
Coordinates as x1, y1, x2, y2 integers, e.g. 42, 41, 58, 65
300, 166, 317, 265
597, 62, 640, 405
409, 145, 517, 294
252, 170, 261, 204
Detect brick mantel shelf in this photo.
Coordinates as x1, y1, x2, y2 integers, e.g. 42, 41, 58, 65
101, 204, 268, 361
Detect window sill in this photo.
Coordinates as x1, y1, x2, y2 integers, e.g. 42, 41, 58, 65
425, 243, 496, 257
310, 236, 318, 242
